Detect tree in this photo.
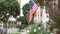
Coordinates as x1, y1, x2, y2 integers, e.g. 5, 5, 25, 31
16, 3, 30, 29
0, 0, 20, 33
22, 3, 30, 25
22, 3, 30, 16
0, 0, 20, 22
34, 0, 44, 8
45, 0, 60, 29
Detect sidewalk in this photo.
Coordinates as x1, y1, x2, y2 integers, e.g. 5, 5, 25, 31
20, 28, 27, 34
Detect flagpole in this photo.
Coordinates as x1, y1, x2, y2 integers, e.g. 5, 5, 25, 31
41, 8, 42, 23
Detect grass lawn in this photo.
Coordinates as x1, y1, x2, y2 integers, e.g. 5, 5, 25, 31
9, 32, 21, 34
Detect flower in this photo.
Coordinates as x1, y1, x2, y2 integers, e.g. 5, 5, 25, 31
38, 27, 41, 30
34, 29, 36, 32
27, 30, 30, 33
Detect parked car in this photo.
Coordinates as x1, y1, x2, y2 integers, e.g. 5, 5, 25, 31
0, 23, 6, 34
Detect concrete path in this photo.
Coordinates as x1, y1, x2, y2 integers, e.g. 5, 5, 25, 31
21, 28, 27, 34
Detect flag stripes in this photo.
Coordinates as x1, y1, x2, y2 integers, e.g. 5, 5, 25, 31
29, 0, 38, 22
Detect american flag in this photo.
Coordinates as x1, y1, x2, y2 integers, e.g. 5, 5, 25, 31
29, 0, 38, 22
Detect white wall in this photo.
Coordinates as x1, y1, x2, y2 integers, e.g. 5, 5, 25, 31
20, 0, 30, 8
